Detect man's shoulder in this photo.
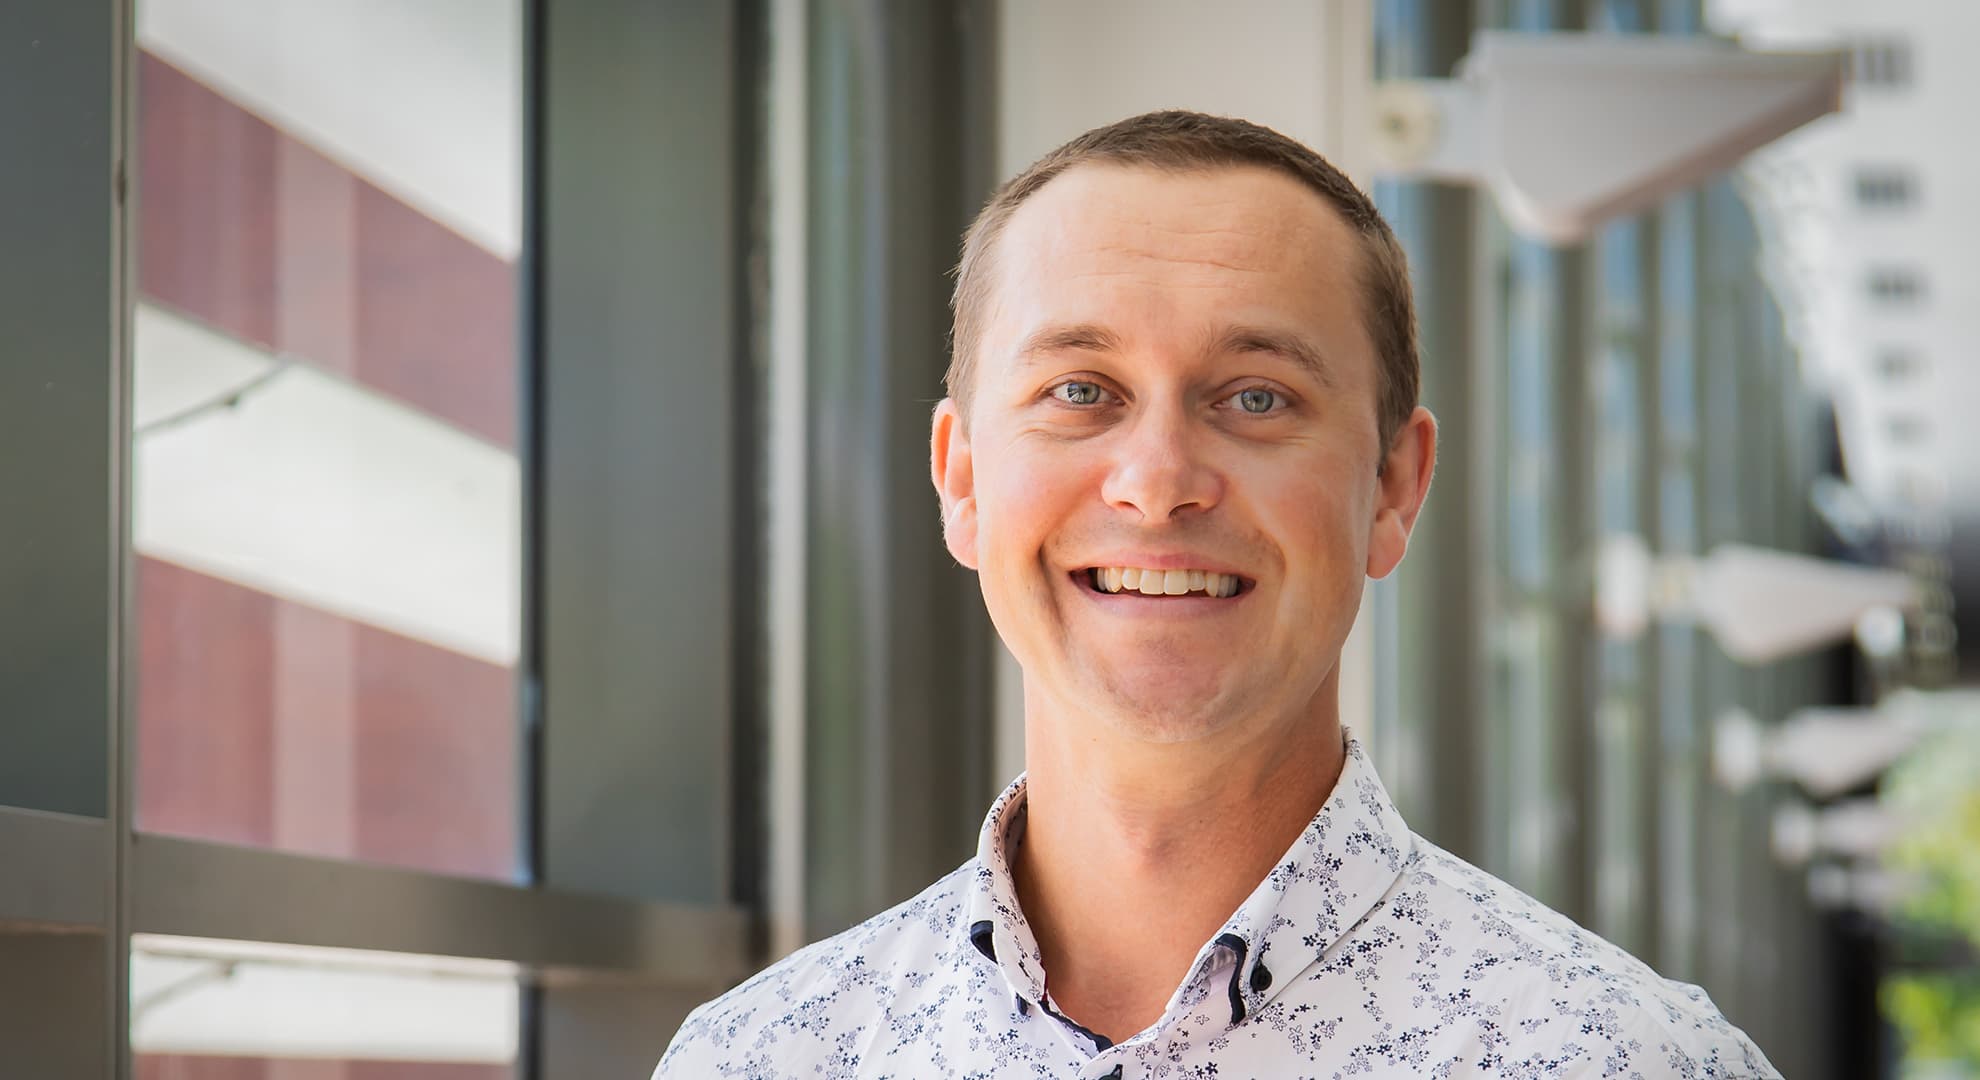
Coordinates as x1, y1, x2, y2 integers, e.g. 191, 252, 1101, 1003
1384, 837, 1780, 1076
653, 860, 978, 1078
1398, 836, 1664, 977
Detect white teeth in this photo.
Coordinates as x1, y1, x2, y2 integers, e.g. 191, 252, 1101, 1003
1088, 566, 1243, 597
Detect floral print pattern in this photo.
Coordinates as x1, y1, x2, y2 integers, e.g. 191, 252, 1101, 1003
657, 737, 1779, 1078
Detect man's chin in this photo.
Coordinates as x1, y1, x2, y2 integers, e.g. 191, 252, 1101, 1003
1080, 675, 1246, 745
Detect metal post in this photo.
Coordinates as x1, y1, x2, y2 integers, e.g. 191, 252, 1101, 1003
800, 0, 999, 940
0, 0, 133, 1074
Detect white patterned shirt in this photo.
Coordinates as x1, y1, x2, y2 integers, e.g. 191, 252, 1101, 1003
657, 737, 1780, 1078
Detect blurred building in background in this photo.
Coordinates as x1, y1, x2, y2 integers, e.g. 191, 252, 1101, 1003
1, 1, 1971, 1077
1708, 1, 1980, 1073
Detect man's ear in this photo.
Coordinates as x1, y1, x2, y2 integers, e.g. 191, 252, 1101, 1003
931, 398, 979, 569
1366, 406, 1437, 579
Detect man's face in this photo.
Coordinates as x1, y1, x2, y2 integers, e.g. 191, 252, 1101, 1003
931, 163, 1431, 744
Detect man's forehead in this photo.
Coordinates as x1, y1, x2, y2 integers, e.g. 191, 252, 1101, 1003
1001, 162, 1350, 263
980, 163, 1368, 366
985, 165, 1362, 317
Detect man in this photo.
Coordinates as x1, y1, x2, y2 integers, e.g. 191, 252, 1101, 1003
658, 111, 1779, 1078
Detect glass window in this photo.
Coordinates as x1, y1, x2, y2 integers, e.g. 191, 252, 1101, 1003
1853, 166, 1916, 209
1885, 412, 1931, 444
131, 0, 524, 880
1849, 37, 1914, 89
1874, 347, 1925, 382
131, 935, 517, 1077
1865, 266, 1926, 304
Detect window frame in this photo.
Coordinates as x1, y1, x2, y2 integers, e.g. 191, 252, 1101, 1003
0, 0, 766, 1074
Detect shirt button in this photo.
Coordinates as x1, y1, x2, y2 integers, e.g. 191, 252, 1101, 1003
1249, 963, 1273, 992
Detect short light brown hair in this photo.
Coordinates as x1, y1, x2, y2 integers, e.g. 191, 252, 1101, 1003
946, 110, 1419, 454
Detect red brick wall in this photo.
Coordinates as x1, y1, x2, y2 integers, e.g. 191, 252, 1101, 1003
135, 559, 518, 878
139, 51, 517, 447
134, 52, 521, 880
137, 1055, 510, 1080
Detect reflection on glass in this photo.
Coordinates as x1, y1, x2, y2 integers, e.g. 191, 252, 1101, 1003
131, 935, 517, 1078
131, 0, 523, 880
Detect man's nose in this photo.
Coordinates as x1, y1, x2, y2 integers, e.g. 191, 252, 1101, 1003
1098, 406, 1223, 523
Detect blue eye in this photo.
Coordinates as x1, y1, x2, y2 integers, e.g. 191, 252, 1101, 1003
1056, 381, 1104, 405
1234, 388, 1280, 414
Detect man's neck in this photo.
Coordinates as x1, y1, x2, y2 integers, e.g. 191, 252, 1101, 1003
1010, 684, 1347, 1045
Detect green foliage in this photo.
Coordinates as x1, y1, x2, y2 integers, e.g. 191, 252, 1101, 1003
1881, 714, 1980, 1071
1884, 972, 1980, 1068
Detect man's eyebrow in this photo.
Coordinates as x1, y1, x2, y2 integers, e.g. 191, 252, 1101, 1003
1213, 326, 1336, 388
1014, 323, 1125, 365
1013, 322, 1336, 387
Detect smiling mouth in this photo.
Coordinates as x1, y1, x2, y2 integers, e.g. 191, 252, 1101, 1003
1080, 567, 1250, 598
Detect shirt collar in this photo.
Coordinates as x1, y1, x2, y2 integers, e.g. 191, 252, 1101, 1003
962, 771, 1051, 1004
959, 732, 1414, 1025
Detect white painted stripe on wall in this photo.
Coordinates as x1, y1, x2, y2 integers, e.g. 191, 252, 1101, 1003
134, 303, 520, 666
131, 935, 518, 1063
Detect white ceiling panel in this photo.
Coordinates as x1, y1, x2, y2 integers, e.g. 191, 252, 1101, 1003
133, 304, 520, 666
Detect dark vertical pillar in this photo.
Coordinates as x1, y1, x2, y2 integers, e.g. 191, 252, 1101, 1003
0, 1, 132, 1076
1373, 0, 1489, 870
537, 0, 741, 909
0, 0, 124, 820
801, 0, 999, 940
532, 0, 753, 1071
